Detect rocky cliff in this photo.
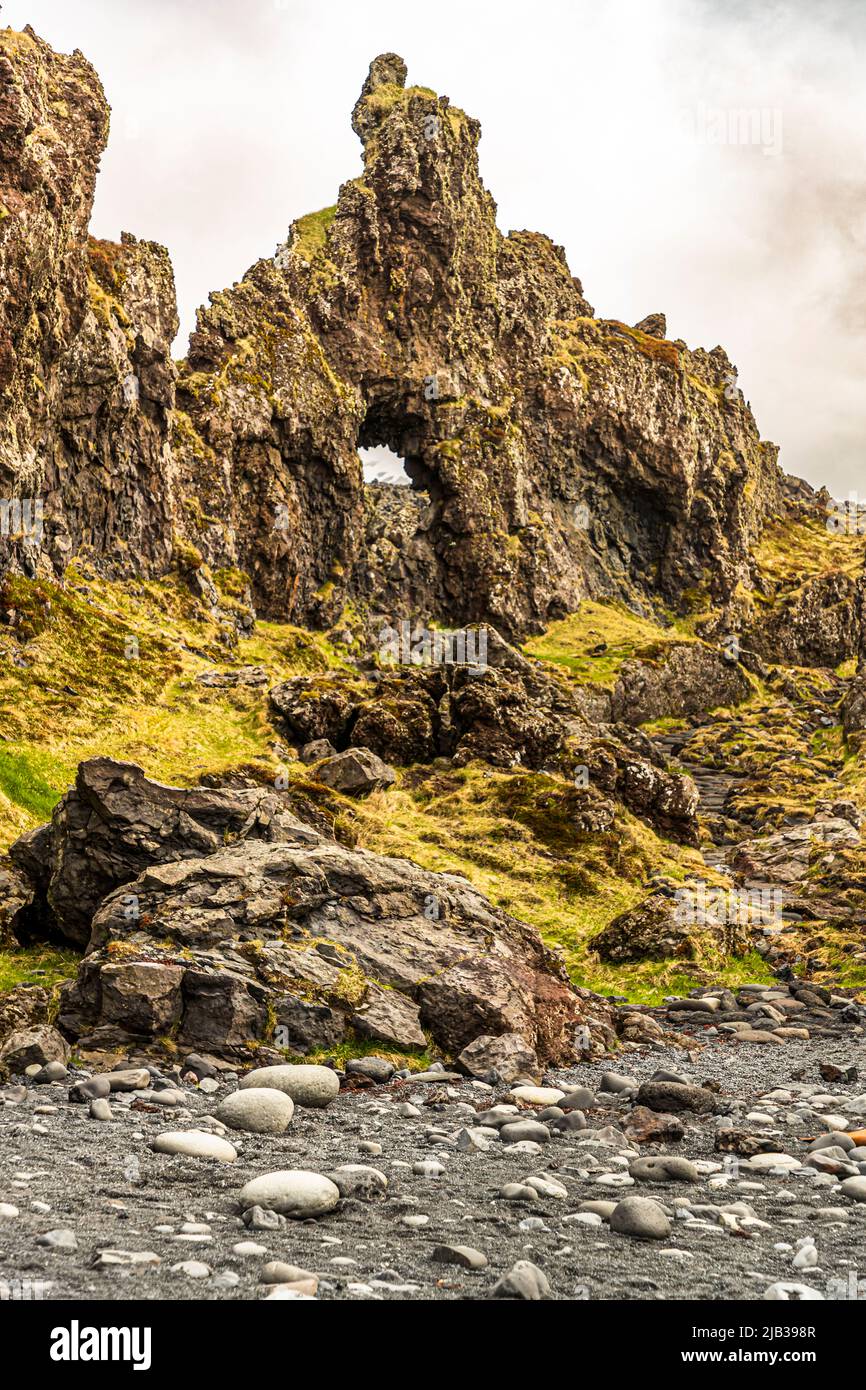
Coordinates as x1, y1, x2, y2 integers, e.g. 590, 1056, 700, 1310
1, 28, 865, 1080
172, 53, 786, 637
0, 27, 178, 579
1, 35, 787, 641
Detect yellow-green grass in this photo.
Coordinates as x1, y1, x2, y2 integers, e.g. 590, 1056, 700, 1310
335, 762, 747, 1002
0, 943, 79, 993
290, 206, 337, 261
751, 516, 866, 591
282, 1038, 437, 1071
0, 565, 349, 847
522, 599, 683, 687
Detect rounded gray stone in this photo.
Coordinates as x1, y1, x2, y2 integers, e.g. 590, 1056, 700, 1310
431, 1244, 488, 1270
629, 1156, 699, 1184
214, 1087, 294, 1135
600, 1072, 638, 1094
610, 1195, 672, 1240
239, 1064, 339, 1108
325, 1164, 388, 1200
238, 1169, 340, 1218
499, 1120, 550, 1146
560, 1087, 596, 1111
151, 1130, 237, 1162
488, 1259, 550, 1300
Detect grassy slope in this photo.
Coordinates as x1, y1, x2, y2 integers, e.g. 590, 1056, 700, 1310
0, 562, 348, 846
4, 522, 862, 1004
523, 598, 681, 687
345, 765, 769, 1003
751, 515, 866, 590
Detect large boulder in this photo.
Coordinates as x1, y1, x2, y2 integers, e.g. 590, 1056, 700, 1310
60, 835, 599, 1063
610, 643, 752, 725
456, 1032, 540, 1083
8, 757, 321, 946
728, 815, 860, 885
592, 894, 698, 964
0, 1024, 69, 1073
311, 747, 396, 795
0, 983, 52, 1039
350, 982, 427, 1048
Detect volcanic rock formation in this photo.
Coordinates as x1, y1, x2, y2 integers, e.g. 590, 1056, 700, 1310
1, 34, 787, 641
6, 757, 615, 1064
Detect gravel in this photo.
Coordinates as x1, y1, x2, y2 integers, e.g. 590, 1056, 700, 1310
2, 1033, 866, 1300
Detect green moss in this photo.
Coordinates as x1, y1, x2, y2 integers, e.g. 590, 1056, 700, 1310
290, 205, 337, 262
87, 272, 132, 341
282, 1036, 436, 1071
602, 320, 681, 370
330, 963, 367, 1008
685, 373, 725, 405
0, 28, 38, 58
543, 317, 611, 388
171, 535, 204, 572
212, 567, 250, 600
0, 944, 79, 994
523, 599, 683, 688
0, 747, 62, 822
88, 238, 127, 295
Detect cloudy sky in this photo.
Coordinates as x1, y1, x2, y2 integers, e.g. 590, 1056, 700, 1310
6, 0, 865, 495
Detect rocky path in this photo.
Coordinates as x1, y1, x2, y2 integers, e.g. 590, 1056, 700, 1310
2, 1022, 865, 1303
652, 698, 862, 979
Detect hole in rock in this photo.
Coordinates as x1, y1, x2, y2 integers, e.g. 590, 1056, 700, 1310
359, 445, 412, 486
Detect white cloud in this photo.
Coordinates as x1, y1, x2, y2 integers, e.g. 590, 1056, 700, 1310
6, 0, 865, 494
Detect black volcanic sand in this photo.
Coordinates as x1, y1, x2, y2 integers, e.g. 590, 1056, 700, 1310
2, 1031, 865, 1302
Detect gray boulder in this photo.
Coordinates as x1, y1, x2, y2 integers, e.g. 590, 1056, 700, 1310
456, 1032, 539, 1083
311, 747, 397, 795
8, 757, 321, 946
0, 1025, 69, 1073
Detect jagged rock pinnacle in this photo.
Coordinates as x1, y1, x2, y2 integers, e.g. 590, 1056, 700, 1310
351, 52, 408, 138
634, 312, 667, 340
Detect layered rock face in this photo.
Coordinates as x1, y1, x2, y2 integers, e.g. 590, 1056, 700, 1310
0, 27, 178, 578
171, 52, 785, 636
8, 756, 320, 948
747, 569, 866, 669
1, 35, 788, 639
268, 628, 701, 843
48, 233, 178, 574
0, 27, 107, 495
8, 758, 614, 1063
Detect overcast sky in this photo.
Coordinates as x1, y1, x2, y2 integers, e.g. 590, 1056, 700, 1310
6, 0, 865, 495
